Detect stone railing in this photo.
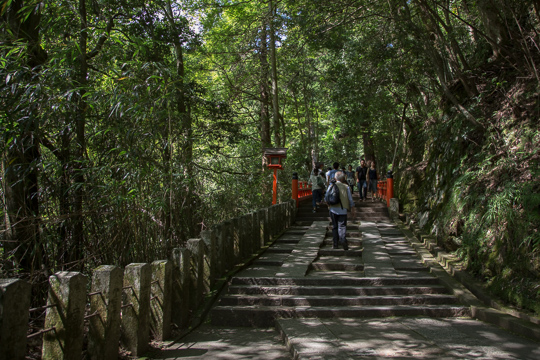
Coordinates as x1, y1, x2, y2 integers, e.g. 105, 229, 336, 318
0, 200, 297, 360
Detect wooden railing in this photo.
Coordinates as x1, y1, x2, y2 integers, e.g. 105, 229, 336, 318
377, 171, 394, 206
292, 172, 313, 207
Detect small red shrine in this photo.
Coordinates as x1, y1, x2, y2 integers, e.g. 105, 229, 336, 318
263, 148, 287, 204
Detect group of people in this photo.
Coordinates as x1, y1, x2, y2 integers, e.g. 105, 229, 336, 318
308, 159, 380, 250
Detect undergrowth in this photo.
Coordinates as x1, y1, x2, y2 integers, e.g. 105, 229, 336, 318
398, 71, 540, 316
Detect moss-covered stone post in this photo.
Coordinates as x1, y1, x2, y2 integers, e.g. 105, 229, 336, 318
121, 263, 151, 357
0, 279, 31, 360
201, 227, 217, 287
88, 265, 123, 360
150, 260, 172, 341
186, 239, 205, 308
222, 220, 234, 273
42, 272, 87, 360
390, 198, 399, 219
260, 208, 269, 245
171, 247, 191, 329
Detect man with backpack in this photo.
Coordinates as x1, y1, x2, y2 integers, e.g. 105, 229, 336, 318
325, 171, 354, 250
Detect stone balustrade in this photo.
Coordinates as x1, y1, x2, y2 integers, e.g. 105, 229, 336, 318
0, 200, 296, 360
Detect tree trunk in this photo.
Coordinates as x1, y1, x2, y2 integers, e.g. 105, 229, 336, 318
269, 0, 281, 146
3, 0, 46, 272
167, 0, 192, 242
362, 126, 375, 164
68, 0, 89, 270
260, 19, 271, 162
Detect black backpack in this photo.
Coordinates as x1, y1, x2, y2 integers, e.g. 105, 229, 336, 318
325, 180, 342, 208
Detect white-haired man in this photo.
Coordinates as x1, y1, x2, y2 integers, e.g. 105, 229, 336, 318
325, 171, 354, 250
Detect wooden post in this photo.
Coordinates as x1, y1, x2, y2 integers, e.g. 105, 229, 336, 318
272, 168, 278, 205
387, 171, 394, 207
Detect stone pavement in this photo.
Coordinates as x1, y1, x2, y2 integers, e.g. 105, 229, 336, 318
146, 197, 540, 359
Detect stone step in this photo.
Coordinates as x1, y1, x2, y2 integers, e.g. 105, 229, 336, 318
211, 304, 471, 327
231, 276, 442, 287
325, 231, 361, 237
218, 294, 459, 307
387, 249, 417, 255
322, 239, 362, 246
317, 249, 362, 257
265, 247, 293, 254
227, 284, 450, 296
252, 260, 283, 266
274, 238, 300, 244
310, 262, 364, 271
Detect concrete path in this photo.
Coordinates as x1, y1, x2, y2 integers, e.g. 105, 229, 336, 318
146, 198, 540, 359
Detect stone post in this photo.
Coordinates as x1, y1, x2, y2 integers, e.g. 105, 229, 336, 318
390, 198, 399, 219
280, 203, 286, 229
286, 199, 292, 225
270, 205, 277, 239
186, 239, 205, 308
88, 266, 123, 360
267, 206, 274, 239
201, 227, 217, 287
121, 263, 151, 357
42, 272, 87, 360
150, 260, 172, 341
237, 215, 246, 260
171, 247, 191, 329
0, 279, 31, 360
275, 204, 281, 237
240, 214, 252, 259
231, 217, 241, 262
212, 224, 224, 279
252, 211, 260, 254
291, 199, 297, 223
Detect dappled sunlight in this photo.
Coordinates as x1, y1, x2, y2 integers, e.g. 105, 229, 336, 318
149, 326, 291, 359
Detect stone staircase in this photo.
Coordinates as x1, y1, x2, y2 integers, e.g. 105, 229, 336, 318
210, 195, 471, 330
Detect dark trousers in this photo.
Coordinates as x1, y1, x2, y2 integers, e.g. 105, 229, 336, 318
312, 189, 322, 209
330, 212, 348, 249
357, 180, 367, 199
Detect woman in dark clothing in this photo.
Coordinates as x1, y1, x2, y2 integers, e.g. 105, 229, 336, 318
367, 161, 378, 201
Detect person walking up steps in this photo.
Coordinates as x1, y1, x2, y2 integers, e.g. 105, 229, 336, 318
325, 171, 354, 250
309, 168, 325, 213
346, 165, 356, 194
367, 161, 378, 201
326, 162, 340, 184
356, 159, 368, 201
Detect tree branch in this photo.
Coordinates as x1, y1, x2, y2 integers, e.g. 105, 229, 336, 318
87, 14, 121, 60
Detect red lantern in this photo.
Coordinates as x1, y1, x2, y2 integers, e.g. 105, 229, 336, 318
263, 148, 288, 204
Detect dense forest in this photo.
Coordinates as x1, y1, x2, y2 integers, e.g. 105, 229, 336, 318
2, 0, 539, 315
